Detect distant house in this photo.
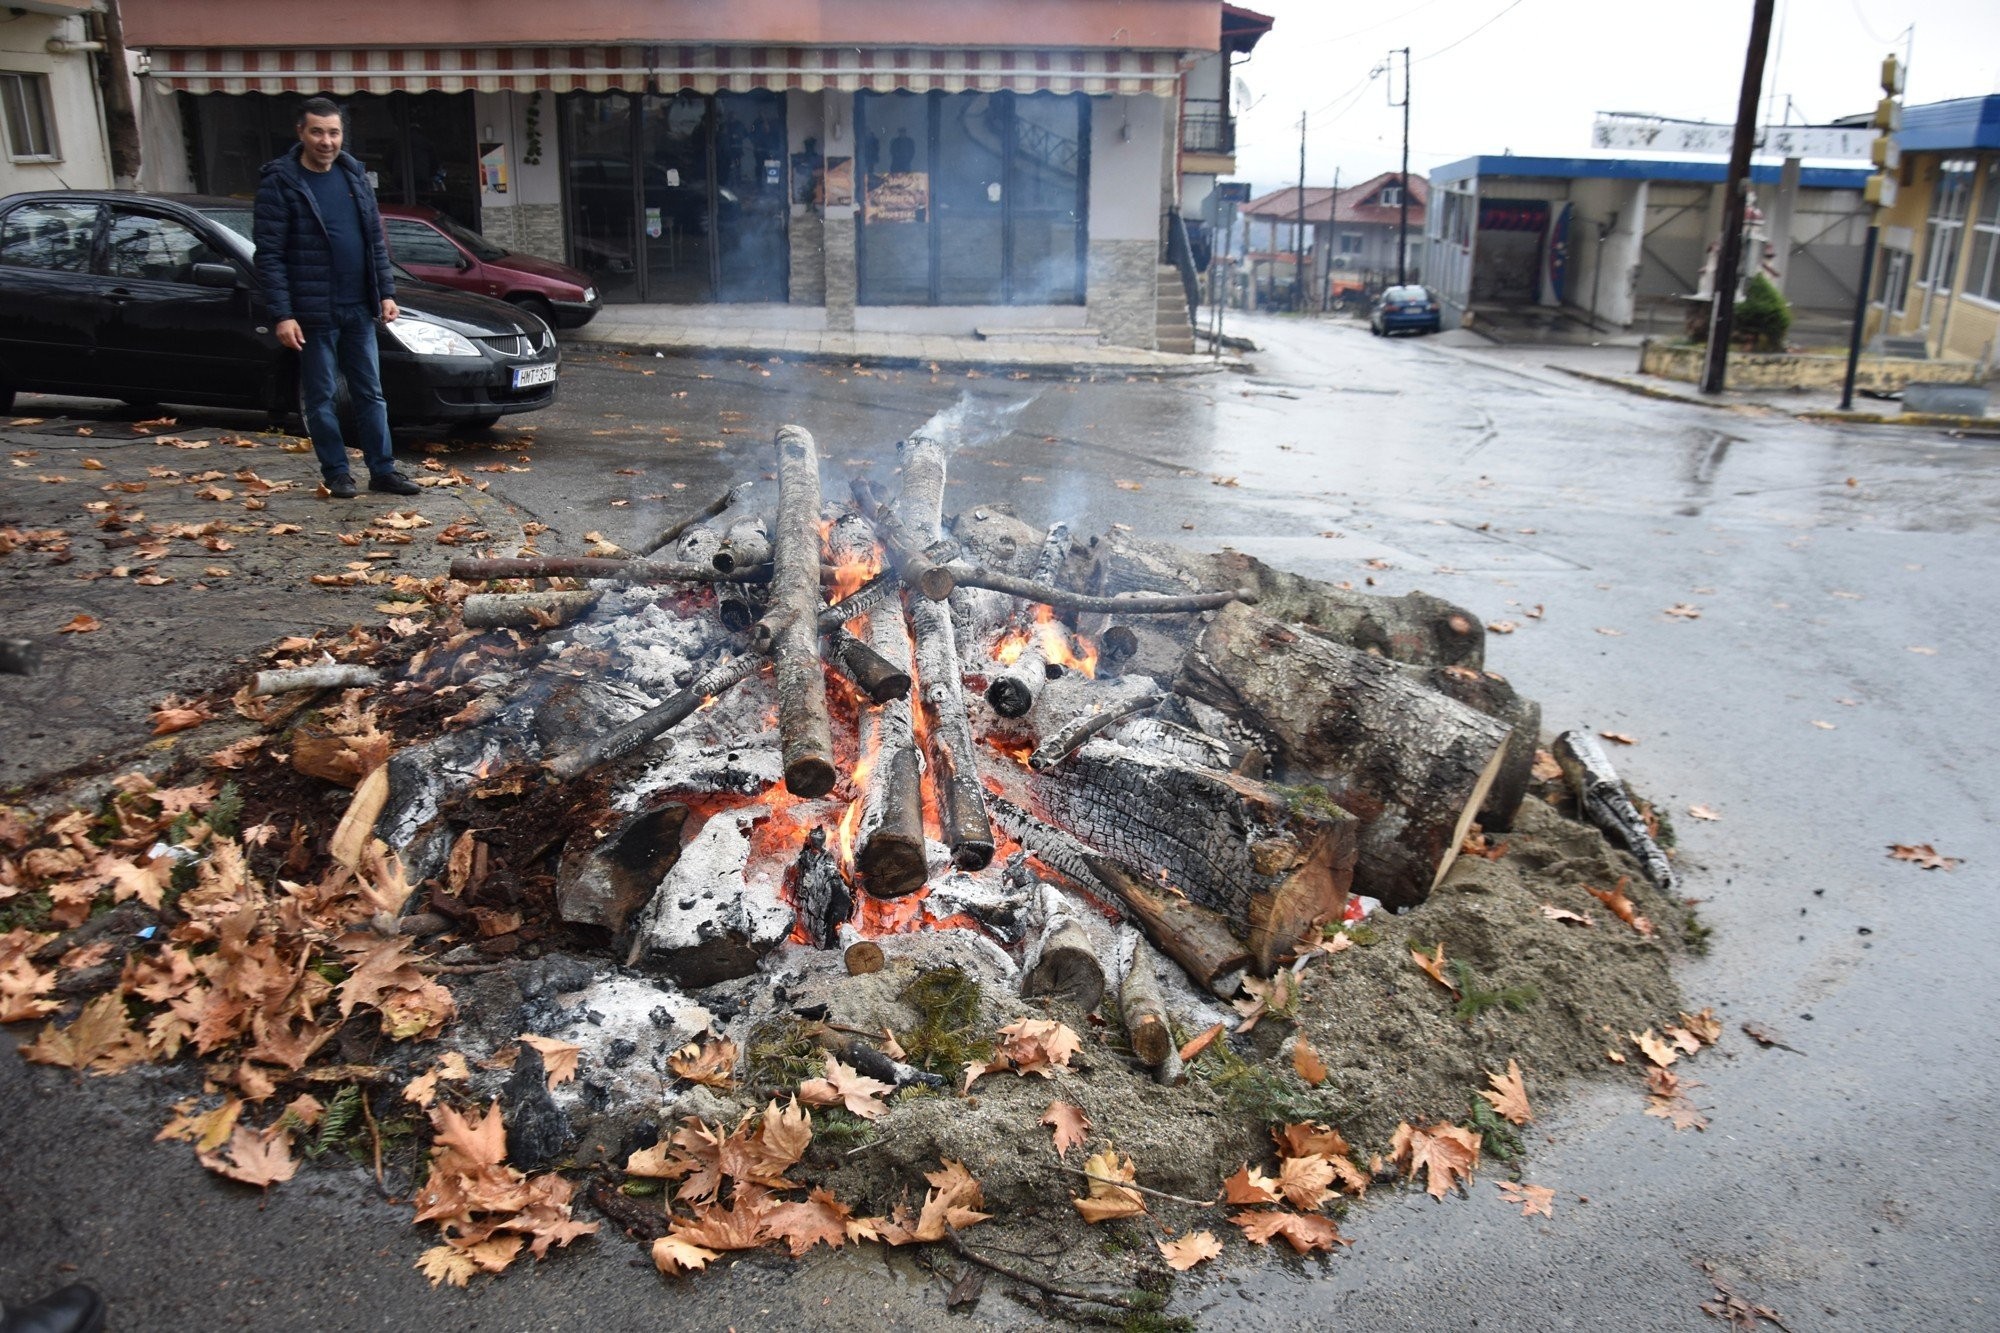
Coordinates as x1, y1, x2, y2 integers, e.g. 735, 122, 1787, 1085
1869, 94, 2000, 366
0, 1, 120, 196
1239, 171, 1427, 307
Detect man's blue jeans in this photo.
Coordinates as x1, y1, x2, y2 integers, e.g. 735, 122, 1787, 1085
300, 305, 395, 482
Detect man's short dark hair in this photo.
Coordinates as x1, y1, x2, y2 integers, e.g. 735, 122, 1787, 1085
296, 97, 344, 128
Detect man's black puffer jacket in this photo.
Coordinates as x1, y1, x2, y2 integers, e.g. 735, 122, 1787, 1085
252, 144, 396, 327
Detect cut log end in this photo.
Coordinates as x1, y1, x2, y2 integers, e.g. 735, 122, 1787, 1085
844, 940, 886, 975
784, 756, 838, 799
1022, 918, 1107, 1011
857, 839, 928, 899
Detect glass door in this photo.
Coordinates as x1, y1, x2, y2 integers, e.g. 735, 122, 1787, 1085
639, 92, 713, 303
562, 93, 640, 303
856, 92, 934, 304
713, 91, 789, 302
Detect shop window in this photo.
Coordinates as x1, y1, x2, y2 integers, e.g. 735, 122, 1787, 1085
857, 90, 1088, 307
1967, 160, 2000, 304
1, 72, 58, 161
1920, 158, 1974, 292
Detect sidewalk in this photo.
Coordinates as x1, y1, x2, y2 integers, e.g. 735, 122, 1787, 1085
569, 306, 1234, 375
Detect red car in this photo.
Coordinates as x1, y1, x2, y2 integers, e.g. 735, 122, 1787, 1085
379, 204, 599, 329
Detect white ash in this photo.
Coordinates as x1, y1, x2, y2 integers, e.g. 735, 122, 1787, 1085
926, 869, 1030, 946
563, 591, 729, 698
626, 804, 794, 979
1024, 670, 1164, 732
532, 972, 711, 1117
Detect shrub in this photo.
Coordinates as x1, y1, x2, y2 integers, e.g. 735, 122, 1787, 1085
1734, 273, 1792, 352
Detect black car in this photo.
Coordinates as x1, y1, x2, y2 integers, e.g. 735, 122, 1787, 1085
0, 191, 559, 429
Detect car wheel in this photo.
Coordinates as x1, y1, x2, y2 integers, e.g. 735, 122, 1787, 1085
0, 383, 13, 415
507, 295, 556, 332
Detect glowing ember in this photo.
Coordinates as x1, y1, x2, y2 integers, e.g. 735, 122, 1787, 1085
859, 886, 931, 935
996, 606, 1097, 678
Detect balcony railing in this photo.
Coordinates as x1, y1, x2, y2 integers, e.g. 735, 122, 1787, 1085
1181, 101, 1234, 156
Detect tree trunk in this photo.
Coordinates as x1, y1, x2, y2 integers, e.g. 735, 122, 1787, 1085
1030, 737, 1355, 973
1178, 602, 1510, 909
1085, 533, 1485, 669
767, 426, 835, 798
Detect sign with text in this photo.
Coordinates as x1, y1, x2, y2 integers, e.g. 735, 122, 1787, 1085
1591, 115, 1873, 160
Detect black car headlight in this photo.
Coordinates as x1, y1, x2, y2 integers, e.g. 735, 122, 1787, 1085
387, 318, 482, 357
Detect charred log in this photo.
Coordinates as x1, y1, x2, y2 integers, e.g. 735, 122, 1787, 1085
947, 564, 1257, 616
1029, 693, 1165, 770
1552, 729, 1676, 892
854, 475, 957, 602
713, 515, 772, 575
448, 555, 769, 585
252, 663, 382, 695
827, 627, 912, 702
788, 827, 854, 948
767, 425, 836, 798
1019, 881, 1108, 1011
1178, 602, 1511, 909
638, 483, 746, 557
544, 652, 764, 780
555, 804, 689, 936
850, 587, 928, 899
626, 804, 794, 986
462, 589, 603, 630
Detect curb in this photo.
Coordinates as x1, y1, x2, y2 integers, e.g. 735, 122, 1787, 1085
566, 334, 1234, 380
1548, 364, 2000, 433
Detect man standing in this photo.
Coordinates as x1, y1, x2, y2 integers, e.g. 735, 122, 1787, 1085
253, 98, 419, 498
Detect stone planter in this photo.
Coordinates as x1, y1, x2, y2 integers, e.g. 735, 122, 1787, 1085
1639, 339, 1986, 392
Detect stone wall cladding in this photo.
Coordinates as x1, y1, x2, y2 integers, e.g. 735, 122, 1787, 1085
790, 211, 827, 306
1088, 239, 1158, 350
1639, 338, 1986, 391
823, 215, 857, 331
482, 203, 567, 266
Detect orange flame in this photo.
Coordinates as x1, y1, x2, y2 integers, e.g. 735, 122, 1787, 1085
859, 886, 931, 935
995, 606, 1097, 678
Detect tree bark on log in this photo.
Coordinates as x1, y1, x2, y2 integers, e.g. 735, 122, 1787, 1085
713, 516, 773, 575
1019, 883, 1107, 1011
947, 565, 1257, 616
987, 795, 1252, 995
1407, 664, 1541, 830
893, 431, 994, 871
854, 478, 957, 601
1030, 737, 1355, 973
638, 483, 745, 556
827, 627, 912, 702
984, 523, 1073, 718
1552, 729, 1677, 892
447, 555, 768, 585
462, 590, 603, 630
767, 425, 835, 798
252, 663, 382, 696
544, 653, 763, 780
1083, 533, 1485, 669
851, 585, 927, 899
788, 827, 854, 948
1117, 929, 1176, 1069
1178, 602, 1511, 909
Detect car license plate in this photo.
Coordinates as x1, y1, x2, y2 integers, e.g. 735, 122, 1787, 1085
513, 364, 556, 389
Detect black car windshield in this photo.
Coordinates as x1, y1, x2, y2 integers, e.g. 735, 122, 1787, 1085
432, 214, 508, 262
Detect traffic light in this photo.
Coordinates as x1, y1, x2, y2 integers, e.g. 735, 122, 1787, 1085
1865, 56, 1904, 213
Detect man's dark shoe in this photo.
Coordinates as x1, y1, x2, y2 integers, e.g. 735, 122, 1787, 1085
369, 471, 421, 496
325, 474, 358, 499
0, 1283, 108, 1333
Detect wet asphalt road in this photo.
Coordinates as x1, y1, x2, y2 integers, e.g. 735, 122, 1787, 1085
4, 316, 1998, 1330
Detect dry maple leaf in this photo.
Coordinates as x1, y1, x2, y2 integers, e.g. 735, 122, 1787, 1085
519, 1034, 582, 1089
1072, 1148, 1148, 1223
669, 1197, 769, 1253
57, 614, 102, 634
1275, 1153, 1337, 1211
1157, 1231, 1224, 1271
1391, 1121, 1482, 1200
149, 697, 213, 735
1497, 1180, 1556, 1218
650, 1234, 722, 1276
1587, 879, 1655, 936
798, 1054, 894, 1121
1886, 843, 1960, 871
157, 1098, 243, 1153
1688, 804, 1722, 821
963, 1017, 1081, 1089
1531, 749, 1564, 781
877, 1159, 991, 1245
1598, 730, 1639, 745
415, 1245, 483, 1288
1222, 1164, 1281, 1206
20, 991, 148, 1073
763, 1187, 859, 1258
198, 1124, 299, 1188
1680, 1008, 1723, 1044
0, 955, 60, 1023
1040, 1100, 1091, 1158
1272, 1121, 1351, 1161
1698, 1260, 1786, 1328
1292, 1037, 1328, 1087
1630, 1029, 1678, 1068
1647, 1093, 1710, 1132
1230, 1208, 1348, 1254
1540, 903, 1593, 927
667, 1035, 739, 1088
1411, 942, 1459, 995
1479, 1060, 1533, 1126
1666, 1026, 1705, 1056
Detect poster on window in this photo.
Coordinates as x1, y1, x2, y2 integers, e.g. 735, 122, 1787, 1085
479, 142, 508, 195
864, 171, 928, 224
822, 157, 853, 207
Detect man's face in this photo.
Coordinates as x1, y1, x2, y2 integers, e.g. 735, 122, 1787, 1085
298, 112, 343, 170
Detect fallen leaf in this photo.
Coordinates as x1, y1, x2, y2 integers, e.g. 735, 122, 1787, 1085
764, 1187, 861, 1258
650, 1234, 722, 1275
156, 1098, 243, 1153
57, 614, 103, 634
1496, 1180, 1555, 1218
417, 1245, 483, 1287
1905, 645, 1936, 655
1531, 750, 1564, 781
1177, 1022, 1225, 1063
1230, 1208, 1348, 1253
963, 1018, 1081, 1089
1739, 1021, 1800, 1053
1275, 1153, 1337, 1210
1699, 1259, 1785, 1328
1072, 1148, 1147, 1223
1687, 804, 1722, 821
1271, 1122, 1351, 1162
1222, 1164, 1281, 1206
1292, 1037, 1328, 1087
1390, 1121, 1481, 1200
149, 696, 213, 735
1595, 627, 1625, 636
1157, 1231, 1223, 1270
19, 992, 148, 1073
1587, 879, 1654, 936
1040, 1101, 1091, 1158
798, 1053, 893, 1121
1630, 1028, 1678, 1068
1887, 842, 1959, 871
1478, 1059, 1533, 1125
667, 1036, 739, 1088
1411, 941, 1458, 995
1539, 903, 1593, 927
1598, 730, 1639, 745
1810, 719, 1835, 730
1486, 620, 1517, 634
1663, 603, 1702, 619
519, 1034, 582, 1089
1679, 1008, 1722, 1044
197, 1124, 298, 1188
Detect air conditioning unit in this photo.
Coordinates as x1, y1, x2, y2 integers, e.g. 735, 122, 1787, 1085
1331, 255, 1352, 270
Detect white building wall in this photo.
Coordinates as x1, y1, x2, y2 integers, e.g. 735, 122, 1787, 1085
1567, 177, 1645, 326
0, 12, 112, 194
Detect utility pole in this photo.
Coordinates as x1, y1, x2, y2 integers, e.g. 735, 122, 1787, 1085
1324, 166, 1339, 311
1294, 111, 1307, 312
1700, 0, 1778, 395
1398, 47, 1411, 285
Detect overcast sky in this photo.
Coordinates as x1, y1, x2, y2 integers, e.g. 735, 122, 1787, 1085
1229, 0, 2000, 196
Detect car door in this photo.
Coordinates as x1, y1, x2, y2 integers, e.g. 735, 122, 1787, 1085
383, 217, 479, 295
0, 198, 106, 390
95, 205, 270, 403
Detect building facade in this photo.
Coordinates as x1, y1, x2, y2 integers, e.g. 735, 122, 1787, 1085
122, 0, 1244, 351
1241, 172, 1428, 307
0, 0, 120, 197
1868, 94, 2000, 368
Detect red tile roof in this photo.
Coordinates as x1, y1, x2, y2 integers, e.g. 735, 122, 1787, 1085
1242, 171, 1428, 226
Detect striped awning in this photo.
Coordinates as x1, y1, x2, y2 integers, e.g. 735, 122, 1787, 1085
145, 45, 1185, 97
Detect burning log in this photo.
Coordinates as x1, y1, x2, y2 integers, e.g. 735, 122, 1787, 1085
832, 523, 928, 898
544, 652, 764, 780
948, 565, 1257, 617
893, 429, 994, 871
853, 476, 957, 601
1116, 929, 1178, 1074
1552, 730, 1676, 892
251, 663, 383, 696
1177, 602, 1511, 910
1030, 738, 1355, 973
637, 482, 746, 556
1085, 533, 1485, 669
1029, 692, 1165, 771
826, 627, 911, 703
555, 804, 689, 935
1115, 713, 1262, 777
984, 522, 1073, 719
713, 515, 773, 575
462, 589, 604, 630
627, 803, 794, 986
788, 827, 854, 948
989, 795, 1251, 996
1018, 879, 1108, 1012
767, 425, 836, 798
447, 555, 770, 585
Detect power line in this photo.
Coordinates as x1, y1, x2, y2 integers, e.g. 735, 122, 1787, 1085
1296, 0, 1452, 50
1412, 0, 1528, 65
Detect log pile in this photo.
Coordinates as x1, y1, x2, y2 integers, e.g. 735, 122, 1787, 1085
420, 408, 1579, 1051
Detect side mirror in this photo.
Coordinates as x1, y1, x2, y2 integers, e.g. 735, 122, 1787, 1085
455, 252, 474, 272
190, 262, 240, 289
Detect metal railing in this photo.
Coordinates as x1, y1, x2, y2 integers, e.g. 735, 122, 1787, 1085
1181, 102, 1234, 156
